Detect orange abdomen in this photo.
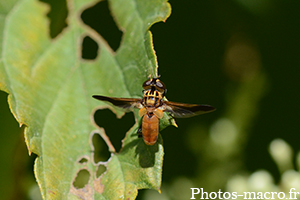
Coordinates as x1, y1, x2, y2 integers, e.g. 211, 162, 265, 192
142, 114, 159, 145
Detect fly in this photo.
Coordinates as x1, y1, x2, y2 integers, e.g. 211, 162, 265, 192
93, 77, 215, 145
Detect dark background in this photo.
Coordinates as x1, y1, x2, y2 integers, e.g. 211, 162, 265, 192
1, 0, 300, 199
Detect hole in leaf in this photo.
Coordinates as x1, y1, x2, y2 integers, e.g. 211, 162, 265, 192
39, 0, 68, 38
78, 157, 88, 164
73, 169, 90, 189
81, 0, 122, 51
94, 109, 135, 153
81, 36, 99, 60
96, 165, 106, 178
92, 133, 110, 163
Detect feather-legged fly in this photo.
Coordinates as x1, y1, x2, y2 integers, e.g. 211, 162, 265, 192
93, 77, 215, 145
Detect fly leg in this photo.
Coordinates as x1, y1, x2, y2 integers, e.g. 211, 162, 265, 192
137, 114, 145, 138
137, 123, 143, 138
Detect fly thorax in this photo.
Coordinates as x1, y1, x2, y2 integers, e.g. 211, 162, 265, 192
143, 90, 163, 108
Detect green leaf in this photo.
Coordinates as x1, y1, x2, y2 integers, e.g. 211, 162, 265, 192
0, 0, 171, 199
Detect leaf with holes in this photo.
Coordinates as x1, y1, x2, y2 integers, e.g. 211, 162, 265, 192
0, 0, 171, 199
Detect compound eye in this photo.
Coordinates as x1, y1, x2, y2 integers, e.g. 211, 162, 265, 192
155, 79, 166, 91
156, 80, 163, 88
143, 79, 152, 89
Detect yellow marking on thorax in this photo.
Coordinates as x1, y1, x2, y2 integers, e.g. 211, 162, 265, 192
143, 90, 163, 107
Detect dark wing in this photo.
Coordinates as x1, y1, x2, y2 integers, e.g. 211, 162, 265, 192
163, 101, 216, 118
92, 95, 142, 110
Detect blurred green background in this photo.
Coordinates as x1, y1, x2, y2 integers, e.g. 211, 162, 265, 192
1, 0, 300, 199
